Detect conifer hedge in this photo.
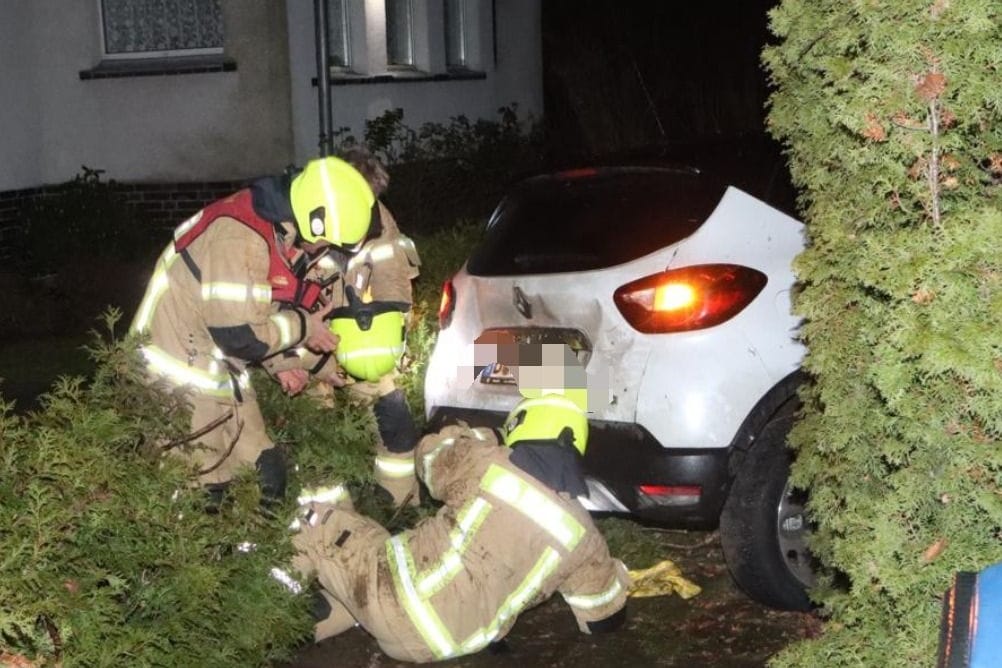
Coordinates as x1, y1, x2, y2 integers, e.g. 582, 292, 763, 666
763, 1, 1001, 664
0, 316, 314, 667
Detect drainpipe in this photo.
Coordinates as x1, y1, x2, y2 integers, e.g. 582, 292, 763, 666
314, 0, 333, 156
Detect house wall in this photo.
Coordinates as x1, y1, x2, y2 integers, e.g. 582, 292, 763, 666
0, 3, 43, 191
285, 0, 543, 164
0, 0, 294, 192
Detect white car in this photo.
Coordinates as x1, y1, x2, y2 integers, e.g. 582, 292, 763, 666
423, 146, 814, 610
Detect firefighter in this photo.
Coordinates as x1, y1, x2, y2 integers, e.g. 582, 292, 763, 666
129, 156, 376, 508
266, 148, 422, 508
280, 393, 629, 663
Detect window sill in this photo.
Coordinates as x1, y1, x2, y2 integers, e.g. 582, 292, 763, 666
312, 69, 486, 87
79, 55, 236, 80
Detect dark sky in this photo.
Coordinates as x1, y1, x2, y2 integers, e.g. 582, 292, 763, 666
541, 0, 780, 158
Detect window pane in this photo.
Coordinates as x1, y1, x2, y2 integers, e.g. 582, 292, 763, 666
444, 0, 465, 68
326, 0, 350, 68
102, 0, 223, 55
385, 0, 413, 66
467, 169, 722, 276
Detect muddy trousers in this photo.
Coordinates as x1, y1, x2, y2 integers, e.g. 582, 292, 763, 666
291, 505, 433, 662
171, 386, 286, 504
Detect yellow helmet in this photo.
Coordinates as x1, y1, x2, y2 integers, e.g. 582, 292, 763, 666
290, 157, 375, 249
328, 300, 408, 382
501, 394, 589, 455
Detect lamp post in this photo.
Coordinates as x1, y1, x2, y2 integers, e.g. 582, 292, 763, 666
313, 0, 333, 156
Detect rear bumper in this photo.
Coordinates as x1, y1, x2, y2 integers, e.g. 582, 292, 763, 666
425, 407, 731, 528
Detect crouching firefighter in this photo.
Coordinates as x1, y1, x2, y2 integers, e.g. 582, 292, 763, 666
265, 148, 422, 508
129, 156, 377, 507
275, 393, 630, 663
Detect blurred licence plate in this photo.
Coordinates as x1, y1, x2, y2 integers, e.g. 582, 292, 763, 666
475, 327, 592, 386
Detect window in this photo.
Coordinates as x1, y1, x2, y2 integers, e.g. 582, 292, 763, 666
326, 0, 351, 68
385, 0, 414, 67
100, 0, 223, 58
444, 0, 466, 68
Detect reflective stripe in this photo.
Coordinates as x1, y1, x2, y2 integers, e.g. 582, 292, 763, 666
387, 535, 459, 659
251, 284, 272, 302
416, 496, 492, 598
270, 312, 296, 348
387, 507, 563, 659
270, 567, 303, 594
297, 484, 349, 506
173, 210, 203, 240
199, 283, 270, 304
336, 344, 405, 362
375, 455, 416, 479
460, 547, 561, 653
513, 394, 585, 415
563, 577, 624, 610
131, 244, 179, 333
420, 437, 455, 496
480, 464, 585, 551
369, 243, 395, 262
470, 428, 490, 441
140, 344, 235, 397
319, 160, 341, 243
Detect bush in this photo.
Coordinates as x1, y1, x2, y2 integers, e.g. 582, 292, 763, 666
0, 312, 313, 667
334, 105, 544, 234
18, 167, 154, 276
763, 1, 1002, 665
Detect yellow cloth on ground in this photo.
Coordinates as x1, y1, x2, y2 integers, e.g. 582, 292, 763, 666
627, 559, 702, 599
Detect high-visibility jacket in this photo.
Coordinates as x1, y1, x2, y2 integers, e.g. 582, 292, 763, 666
261, 202, 422, 504
131, 190, 319, 399
292, 425, 629, 663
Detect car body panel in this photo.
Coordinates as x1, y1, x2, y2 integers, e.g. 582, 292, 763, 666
424, 186, 806, 453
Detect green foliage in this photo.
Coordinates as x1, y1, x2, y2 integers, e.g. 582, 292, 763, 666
764, 1, 1002, 665
0, 311, 312, 667
19, 166, 153, 275
334, 106, 544, 234
399, 221, 484, 423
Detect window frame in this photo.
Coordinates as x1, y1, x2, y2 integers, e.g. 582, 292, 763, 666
444, 0, 467, 69
385, 0, 416, 69
98, 0, 225, 60
325, 0, 352, 70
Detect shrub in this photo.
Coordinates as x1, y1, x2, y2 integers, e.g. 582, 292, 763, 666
18, 167, 154, 275
763, 1, 1002, 665
334, 105, 544, 234
0, 312, 313, 667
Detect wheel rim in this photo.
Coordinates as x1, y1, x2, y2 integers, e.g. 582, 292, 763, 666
776, 481, 815, 588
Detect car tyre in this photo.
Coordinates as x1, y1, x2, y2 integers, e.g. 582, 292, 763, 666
719, 397, 814, 611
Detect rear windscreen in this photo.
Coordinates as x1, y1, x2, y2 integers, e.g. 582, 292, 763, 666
467, 168, 725, 276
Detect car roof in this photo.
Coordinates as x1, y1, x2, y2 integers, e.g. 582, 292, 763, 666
521, 136, 798, 216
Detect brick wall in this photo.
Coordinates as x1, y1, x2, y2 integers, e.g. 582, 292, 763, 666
0, 180, 246, 261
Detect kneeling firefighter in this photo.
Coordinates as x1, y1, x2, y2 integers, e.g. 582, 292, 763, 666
277, 393, 630, 663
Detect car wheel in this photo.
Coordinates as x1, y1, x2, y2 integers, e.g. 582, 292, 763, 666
719, 397, 815, 611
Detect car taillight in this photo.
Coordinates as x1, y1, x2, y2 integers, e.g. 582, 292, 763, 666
438, 278, 456, 329
614, 264, 767, 333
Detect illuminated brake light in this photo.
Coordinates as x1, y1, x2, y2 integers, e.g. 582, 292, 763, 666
438, 278, 456, 329
614, 264, 767, 334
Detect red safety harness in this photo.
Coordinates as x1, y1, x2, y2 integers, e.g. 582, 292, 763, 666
174, 189, 321, 309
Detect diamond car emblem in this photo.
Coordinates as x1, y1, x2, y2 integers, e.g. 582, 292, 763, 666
513, 285, 532, 319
